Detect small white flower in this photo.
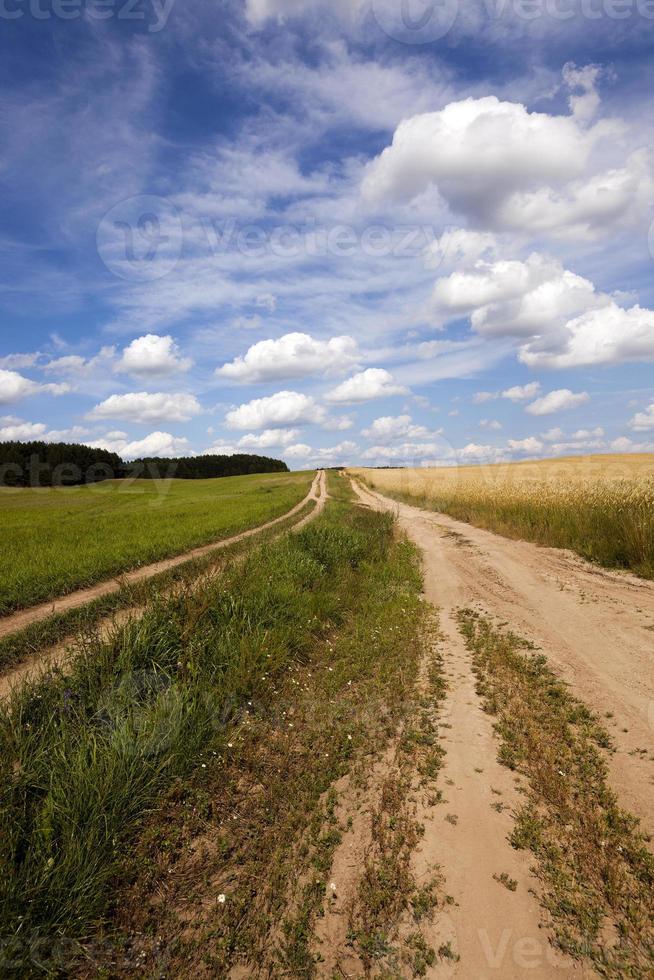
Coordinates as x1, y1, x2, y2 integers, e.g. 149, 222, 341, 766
330, 882, 337, 891
201, 764, 207, 769
218, 894, 226, 904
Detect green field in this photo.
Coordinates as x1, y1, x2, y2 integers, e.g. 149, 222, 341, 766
0, 473, 427, 967
0, 472, 313, 615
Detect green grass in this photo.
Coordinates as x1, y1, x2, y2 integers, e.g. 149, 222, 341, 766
0, 471, 313, 615
459, 610, 654, 977
0, 499, 317, 675
0, 478, 425, 974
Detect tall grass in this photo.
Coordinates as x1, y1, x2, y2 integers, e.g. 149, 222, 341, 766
0, 471, 313, 614
353, 455, 654, 578
0, 493, 395, 954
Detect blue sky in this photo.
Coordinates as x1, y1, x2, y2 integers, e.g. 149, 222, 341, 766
1, 0, 653, 468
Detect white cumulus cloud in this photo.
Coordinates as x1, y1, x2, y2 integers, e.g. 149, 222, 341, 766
0, 353, 42, 370
362, 441, 444, 461
433, 254, 606, 338
507, 436, 544, 454
502, 382, 542, 401
225, 390, 326, 430
88, 392, 202, 424
283, 443, 314, 459
0, 420, 49, 441
217, 332, 358, 383
237, 428, 300, 448
361, 414, 431, 442
526, 389, 590, 416
520, 303, 654, 369
495, 150, 654, 240
326, 368, 407, 404
363, 94, 613, 232
629, 403, 654, 431
283, 440, 358, 462
86, 431, 190, 459
0, 369, 70, 405
43, 347, 116, 377
116, 335, 192, 377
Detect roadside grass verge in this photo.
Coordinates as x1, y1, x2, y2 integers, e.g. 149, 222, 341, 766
0, 477, 426, 976
354, 464, 654, 579
459, 610, 654, 977
0, 499, 317, 676
0, 471, 313, 615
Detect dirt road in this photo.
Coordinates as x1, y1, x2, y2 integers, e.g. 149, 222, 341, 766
352, 477, 654, 977
0, 471, 327, 699
0, 471, 325, 643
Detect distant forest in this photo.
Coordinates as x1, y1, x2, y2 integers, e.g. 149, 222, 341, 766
0, 441, 289, 487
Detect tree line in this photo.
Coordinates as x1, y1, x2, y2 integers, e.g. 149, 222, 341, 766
0, 441, 289, 487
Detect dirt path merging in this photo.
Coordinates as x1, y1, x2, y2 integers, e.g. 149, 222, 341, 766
353, 479, 654, 836
0, 471, 326, 699
0, 471, 324, 643
349, 476, 654, 977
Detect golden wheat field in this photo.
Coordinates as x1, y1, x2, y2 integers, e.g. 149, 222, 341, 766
352, 454, 654, 578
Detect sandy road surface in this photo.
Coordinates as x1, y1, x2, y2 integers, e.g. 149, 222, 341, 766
0, 471, 327, 699
0, 471, 324, 643
350, 475, 654, 978
353, 479, 654, 835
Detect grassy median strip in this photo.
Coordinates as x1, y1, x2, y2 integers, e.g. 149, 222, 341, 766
343, 639, 449, 978
0, 471, 313, 614
459, 610, 654, 978
0, 499, 317, 675
0, 477, 427, 976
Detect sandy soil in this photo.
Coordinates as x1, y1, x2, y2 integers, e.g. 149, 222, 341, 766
353, 480, 654, 836
347, 476, 654, 978
0, 472, 324, 643
0, 471, 326, 699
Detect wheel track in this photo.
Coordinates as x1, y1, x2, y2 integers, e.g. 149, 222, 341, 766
0, 472, 324, 642
0, 471, 327, 699
351, 477, 597, 977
